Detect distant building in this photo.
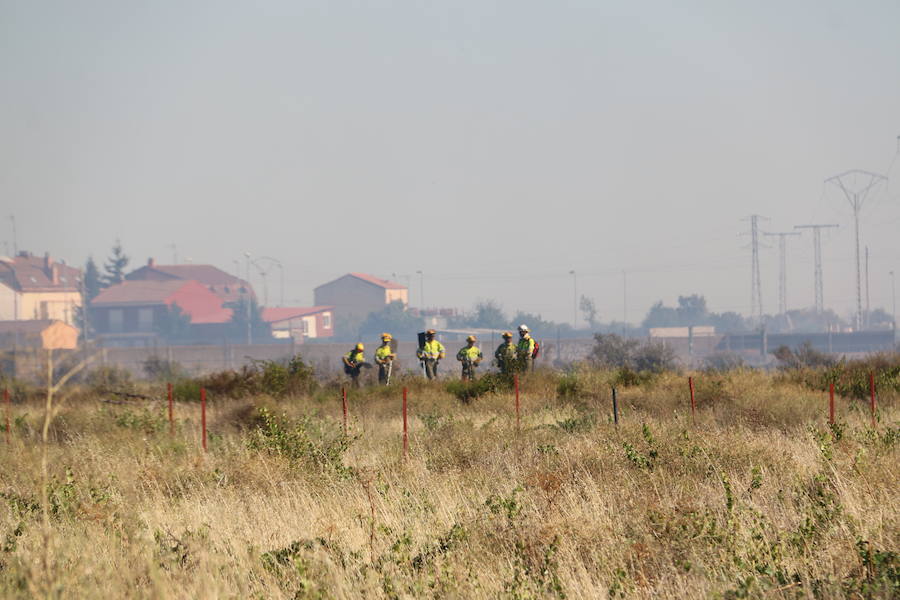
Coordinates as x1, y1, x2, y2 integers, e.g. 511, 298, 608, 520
313, 273, 407, 321
0, 319, 79, 350
90, 280, 231, 346
0, 252, 83, 325
126, 258, 254, 304
262, 306, 334, 341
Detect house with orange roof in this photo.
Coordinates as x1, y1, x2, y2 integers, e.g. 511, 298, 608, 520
262, 306, 334, 341
126, 258, 254, 304
0, 252, 82, 325
90, 280, 233, 346
313, 273, 408, 320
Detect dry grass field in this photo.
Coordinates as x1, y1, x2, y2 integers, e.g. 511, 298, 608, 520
0, 366, 897, 599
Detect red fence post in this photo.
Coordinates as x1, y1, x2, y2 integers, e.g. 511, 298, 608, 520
342, 386, 348, 436
688, 376, 696, 424
402, 387, 408, 459
829, 382, 835, 425
869, 372, 876, 427
514, 374, 520, 432
167, 382, 174, 436
201, 387, 207, 452
4, 388, 9, 445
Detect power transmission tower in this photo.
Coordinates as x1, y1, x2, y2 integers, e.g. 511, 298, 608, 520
763, 231, 800, 316
794, 224, 839, 314
825, 170, 887, 330
742, 215, 768, 323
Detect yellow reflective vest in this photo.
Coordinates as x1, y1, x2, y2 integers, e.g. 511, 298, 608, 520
457, 345, 483, 362
417, 340, 445, 360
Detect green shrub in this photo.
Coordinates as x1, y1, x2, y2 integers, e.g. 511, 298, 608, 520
445, 373, 512, 403
245, 407, 353, 477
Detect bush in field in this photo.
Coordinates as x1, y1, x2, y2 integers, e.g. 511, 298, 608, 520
773, 341, 836, 369
589, 333, 677, 373
703, 351, 746, 372
777, 351, 900, 400
245, 407, 353, 477
84, 365, 133, 390
142, 356, 187, 381
445, 373, 512, 403
174, 355, 317, 400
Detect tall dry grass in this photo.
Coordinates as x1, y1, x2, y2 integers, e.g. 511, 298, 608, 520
0, 368, 896, 599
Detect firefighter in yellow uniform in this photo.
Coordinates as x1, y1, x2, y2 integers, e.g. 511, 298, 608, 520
456, 335, 483, 381
374, 333, 396, 385
516, 324, 536, 372
342, 343, 366, 387
416, 329, 445, 380
494, 331, 517, 375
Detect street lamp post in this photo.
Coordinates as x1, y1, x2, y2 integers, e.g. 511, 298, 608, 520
891, 270, 897, 341
569, 270, 577, 330
416, 270, 424, 309
244, 252, 252, 345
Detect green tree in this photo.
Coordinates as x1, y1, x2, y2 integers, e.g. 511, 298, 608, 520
471, 300, 509, 329
225, 296, 271, 343
642, 301, 680, 328
579, 295, 598, 329
155, 303, 192, 343
675, 294, 708, 325
102, 240, 129, 287
359, 301, 424, 338
84, 256, 102, 300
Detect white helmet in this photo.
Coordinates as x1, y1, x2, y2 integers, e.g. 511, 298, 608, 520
518, 324, 529, 333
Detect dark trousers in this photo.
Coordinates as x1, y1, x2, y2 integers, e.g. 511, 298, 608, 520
424, 359, 440, 380
378, 363, 392, 385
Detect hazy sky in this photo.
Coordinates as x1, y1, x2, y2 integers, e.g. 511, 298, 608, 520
2, 1, 899, 325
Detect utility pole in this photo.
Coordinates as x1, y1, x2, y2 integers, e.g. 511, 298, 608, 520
890, 270, 896, 342
865, 246, 870, 329
825, 170, 887, 331
763, 231, 800, 316
569, 270, 577, 330
244, 252, 252, 345
9, 215, 17, 256
416, 270, 424, 308
743, 215, 768, 323
794, 224, 839, 314
622, 270, 627, 333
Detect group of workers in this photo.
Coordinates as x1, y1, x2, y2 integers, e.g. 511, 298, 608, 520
342, 325, 539, 386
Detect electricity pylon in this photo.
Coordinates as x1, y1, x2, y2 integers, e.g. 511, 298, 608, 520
794, 224, 839, 314
825, 170, 887, 330
742, 215, 768, 323
763, 231, 800, 316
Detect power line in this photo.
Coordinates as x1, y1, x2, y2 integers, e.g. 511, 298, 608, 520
742, 215, 768, 323
763, 231, 800, 316
824, 169, 887, 330
794, 224, 839, 315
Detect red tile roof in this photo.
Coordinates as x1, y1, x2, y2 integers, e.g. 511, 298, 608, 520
262, 306, 333, 323
0, 254, 81, 292
129, 264, 245, 286
92, 280, 188, 305
348, 273, 406, 290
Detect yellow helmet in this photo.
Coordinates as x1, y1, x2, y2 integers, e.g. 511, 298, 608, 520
381, 333, 392, 341
425, 329, 436, 336
355, 343, 364, 351
502, 331, 513, 339
466, 335, 477, 342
